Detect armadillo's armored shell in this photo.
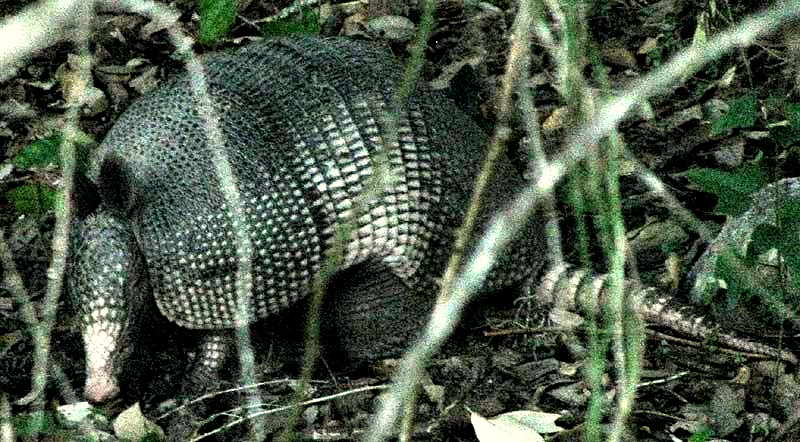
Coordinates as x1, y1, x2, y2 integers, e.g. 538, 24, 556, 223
87, 37, 501, 330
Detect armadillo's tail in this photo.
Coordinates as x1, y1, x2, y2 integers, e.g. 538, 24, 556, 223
527, 264, 797, 365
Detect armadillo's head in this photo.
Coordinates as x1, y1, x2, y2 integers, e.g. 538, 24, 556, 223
68, 212, 146, 403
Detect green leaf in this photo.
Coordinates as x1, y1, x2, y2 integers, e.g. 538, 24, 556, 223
711, 93, 757, 136
12, 135, 63, 170
199, 0, 238, 45
684, 166, 770, 216
749, 200, 800, 275
261, 7, 320, 37
14, 133, 94, 174
749, 223, 781, 262
714, 239, 798, 327
13, 410, 59, 436
786, 102, 800, 129
774, 200, 800, 249
7, 184, 61, 217
689, 429, 712, 442
768, 102, 800, 147
768, 125, 800, 147
701, 179, 800, 328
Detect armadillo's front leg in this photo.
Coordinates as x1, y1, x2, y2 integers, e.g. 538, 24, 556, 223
159, 333, 231, 441
183, 333, 229, 397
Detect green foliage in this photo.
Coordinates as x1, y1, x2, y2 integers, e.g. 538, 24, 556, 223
711, 93, 757, 136
689, 430, 713, 442
199, 0, 238, 45
643, 47, 663, 67
13, 132, 93, 173
749, 200, 800, 264
7, 134, 91, 217
769, 101, 800, 147
261, 7, 320, 37
12, 134, 62, 170
12, 411, 77, 439
750, 201, 800, 299
712, 250, 798, 327
785, 102, 800, 129
7, 184, 61, 217
684, 166, 770, 216
685, 166, 800, 325
776, 201, 800, 280
702, 197, 800, 326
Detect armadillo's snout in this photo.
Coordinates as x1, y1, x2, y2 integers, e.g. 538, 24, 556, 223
83, 322, 122, 403
85, 369, 120, 404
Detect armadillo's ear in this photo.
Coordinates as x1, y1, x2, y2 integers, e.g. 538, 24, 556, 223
95, 153, 139, 216
73, 171, 101, 219
443, 64, 492, 132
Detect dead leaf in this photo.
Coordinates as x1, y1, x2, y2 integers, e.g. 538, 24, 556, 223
471, 409, 563, 442
113, 402, 165, 441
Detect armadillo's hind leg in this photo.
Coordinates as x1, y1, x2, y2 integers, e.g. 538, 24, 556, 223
322, 260, 436, 366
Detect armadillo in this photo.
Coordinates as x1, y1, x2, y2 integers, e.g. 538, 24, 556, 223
68, 36, 544, 404
68, 35, 799, 410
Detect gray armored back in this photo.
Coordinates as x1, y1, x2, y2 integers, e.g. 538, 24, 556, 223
70, 36, 544, 404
